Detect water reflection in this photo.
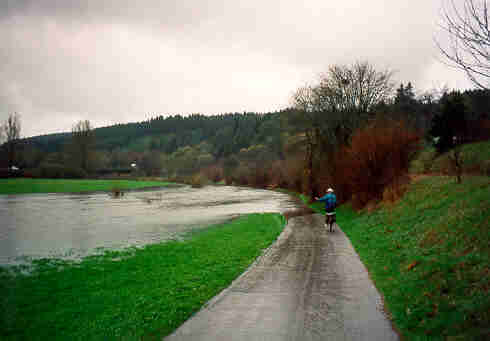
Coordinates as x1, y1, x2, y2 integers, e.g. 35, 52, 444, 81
0, 186, 298, 264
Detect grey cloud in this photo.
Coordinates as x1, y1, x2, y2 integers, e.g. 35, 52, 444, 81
0, 0, 218, 32
0, 0, 474, 137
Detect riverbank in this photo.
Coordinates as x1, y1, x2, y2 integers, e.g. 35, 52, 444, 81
0, 178, 177, 195
304, 175, 489, 339
0, 213, 285, 340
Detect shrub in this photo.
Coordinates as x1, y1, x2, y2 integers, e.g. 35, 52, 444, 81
0, 168, 23, 178
467, 118, 490, 142
281, 156, 305, 193
268, 160, 290, 189
223, 156, 239, 185
34, 163, 88, 179
64, 166, 88, 179
110, 187, 124, 197
481, 159, 490, 176
231, 164, 250, 186
336, 119, 421, 209
201, 165, 223, 183
248, 165, 271, 188
190, 173, 210, 188
20, 169, 35, 178
223, 161, 275, 189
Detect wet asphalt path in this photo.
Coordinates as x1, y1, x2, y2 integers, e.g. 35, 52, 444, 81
166, 214, 399, 340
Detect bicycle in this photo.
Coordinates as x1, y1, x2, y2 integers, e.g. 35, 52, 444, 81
325, 212, 336, 232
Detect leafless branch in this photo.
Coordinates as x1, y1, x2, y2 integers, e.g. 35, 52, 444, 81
436, 0, 490, 89
3, 113, 21, 143
2, 113, 21, 168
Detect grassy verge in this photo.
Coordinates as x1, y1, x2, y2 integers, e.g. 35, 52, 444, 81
0, 213, 285, 340
302, 176, 489, 339
0, 178, 177, 195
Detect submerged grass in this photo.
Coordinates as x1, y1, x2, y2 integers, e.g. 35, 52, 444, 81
0, 178, 176, 195
304, 176, 489, 339
0, 213, 285, 340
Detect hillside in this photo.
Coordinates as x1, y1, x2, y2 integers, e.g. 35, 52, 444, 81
411, 140, 490, 176
11, 110, 302, 180
22, 111, 290, 156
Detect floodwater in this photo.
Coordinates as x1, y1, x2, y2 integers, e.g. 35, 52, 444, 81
0, 186, 299, 265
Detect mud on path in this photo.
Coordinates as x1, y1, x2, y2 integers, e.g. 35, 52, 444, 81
166, 214, 398, 340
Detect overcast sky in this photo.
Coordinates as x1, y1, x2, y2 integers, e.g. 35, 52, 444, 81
0, 0, 474, 137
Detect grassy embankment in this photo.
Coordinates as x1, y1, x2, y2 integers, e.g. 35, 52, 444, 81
305, 175, 489, 339
0, 178, 176, 195
410, 140, 490, 175
0, 213, 285, 340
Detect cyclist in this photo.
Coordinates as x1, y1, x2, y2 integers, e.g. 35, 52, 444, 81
315, 188, 337, 231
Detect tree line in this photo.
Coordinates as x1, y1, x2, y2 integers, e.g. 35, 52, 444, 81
1, 60, 489, 209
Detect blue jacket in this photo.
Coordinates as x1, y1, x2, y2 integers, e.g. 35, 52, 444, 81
317, 193, 336, 212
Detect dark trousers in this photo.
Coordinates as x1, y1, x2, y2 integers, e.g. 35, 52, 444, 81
325, 212, 336, 224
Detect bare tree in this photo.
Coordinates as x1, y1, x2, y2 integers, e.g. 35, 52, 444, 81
314, 61, 394, 114
291, 61, 394, 144
291, 85, 316, 112
71, 120, 94, 173
2, 113, 21, 168
290, 61, 394, 196
290, 86, 322, 197
436, 0, 490, 89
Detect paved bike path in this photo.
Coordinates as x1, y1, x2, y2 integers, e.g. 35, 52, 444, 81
166, 214, 399, 340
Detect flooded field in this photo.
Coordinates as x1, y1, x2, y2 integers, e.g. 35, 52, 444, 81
0, 185, 298, 264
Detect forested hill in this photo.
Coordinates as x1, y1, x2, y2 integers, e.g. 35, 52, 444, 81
24, 110, 289, 157
16, 109, 296, 180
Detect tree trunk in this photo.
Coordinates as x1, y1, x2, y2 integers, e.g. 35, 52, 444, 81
449, 149, 463, 184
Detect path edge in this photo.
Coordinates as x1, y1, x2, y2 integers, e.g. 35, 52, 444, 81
164, 214, 295, 339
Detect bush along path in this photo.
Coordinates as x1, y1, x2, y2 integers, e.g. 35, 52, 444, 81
305, 176, 489, 340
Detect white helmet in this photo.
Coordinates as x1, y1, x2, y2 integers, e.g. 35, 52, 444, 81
327, 188, 334, 193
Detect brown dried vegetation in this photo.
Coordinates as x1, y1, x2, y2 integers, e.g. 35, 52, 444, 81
333, 119, 421, 209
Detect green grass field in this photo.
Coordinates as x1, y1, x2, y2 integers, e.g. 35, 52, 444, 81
0, 213, 285, 340
411, 140, 490, 175
305, 176, 489, 339
0, 178, 176, 195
